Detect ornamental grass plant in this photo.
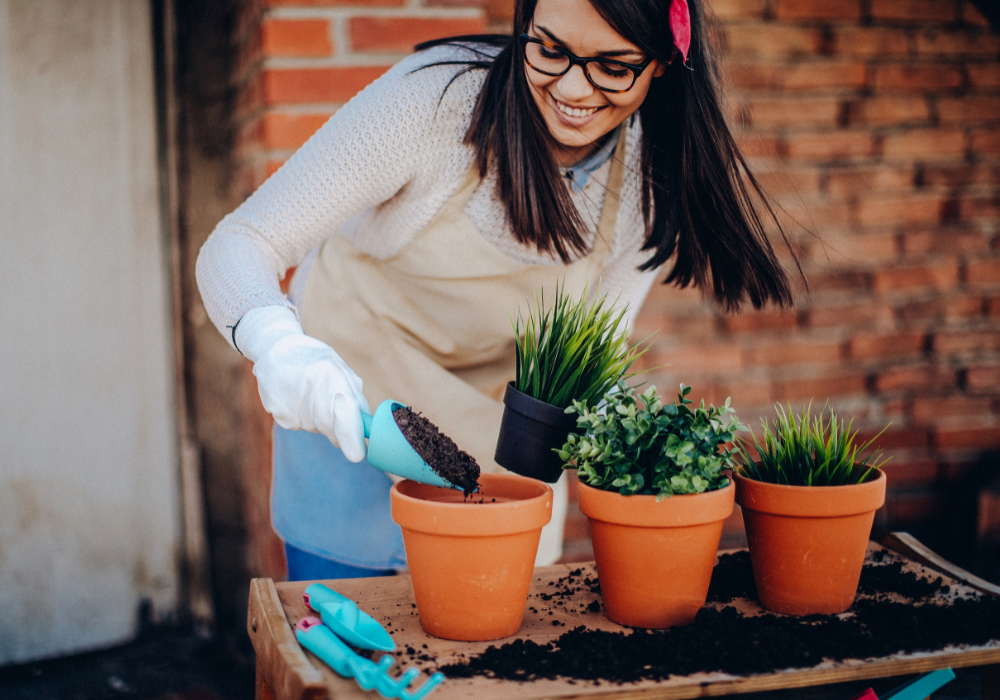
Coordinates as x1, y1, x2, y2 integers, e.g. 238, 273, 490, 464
512, 283, 649, 409
558, 381, 743, 499
737, 403, 888, 486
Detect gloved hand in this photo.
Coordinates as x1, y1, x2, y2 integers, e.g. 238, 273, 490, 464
235, 305, 370, 462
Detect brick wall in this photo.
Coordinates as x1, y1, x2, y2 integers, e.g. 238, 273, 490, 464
227, 0, 1000, 574
629, 0, 1000, 565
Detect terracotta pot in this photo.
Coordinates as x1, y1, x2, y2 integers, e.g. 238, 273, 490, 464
578, 480, 735, 628
390, 472, 552, 641
494, 382, 579, 483
734, 470, 887, 616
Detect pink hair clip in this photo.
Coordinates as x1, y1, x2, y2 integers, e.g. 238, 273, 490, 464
669, 0, 691, 66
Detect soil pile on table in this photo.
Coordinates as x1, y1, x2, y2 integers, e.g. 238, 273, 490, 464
439, 552, 1000, 683
393, 407, 480, 495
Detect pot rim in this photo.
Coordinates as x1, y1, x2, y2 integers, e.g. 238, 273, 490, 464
734, 469, 886, 518
577, 479, 735, 527
502, 382, 578, 429
390, 472, 553, 536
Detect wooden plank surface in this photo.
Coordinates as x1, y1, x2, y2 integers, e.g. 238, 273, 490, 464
253, 542, 1000, 700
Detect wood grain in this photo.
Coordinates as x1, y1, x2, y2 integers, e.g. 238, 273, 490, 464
248, 536, 1000, 699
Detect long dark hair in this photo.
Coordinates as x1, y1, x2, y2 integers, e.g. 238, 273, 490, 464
417, 0, 799, 311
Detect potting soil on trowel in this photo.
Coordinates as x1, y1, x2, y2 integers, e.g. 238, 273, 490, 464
392, 407, 480, 495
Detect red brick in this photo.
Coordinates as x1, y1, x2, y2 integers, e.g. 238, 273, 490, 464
262, 66, 392, 104
967, 63, 1000, 89
722, 310, 799, 333
882, 128, 966, 161
915, 30, 1000, 57
826, 166, 915, 197
873, 260, 960, 292
260, 18, 332, 57
775, 374, 868, 401
807, 232, 897, 266
260, 112, 331, 150
773, 0, 862, 20
859, 427, 932, 450
745, 98, 842, 129
722, 24, 825, 58
805, 302, 894, 327
962, 1, 992, 28
971, 130, 1000, 155
961, 196, 1000, 221
744, 341, 843, 366
886, 492, 943, 524
725, 380, 776, 407
934, 331, 1000, 354
880, 461, 939, 487
856, 195, 945, 227
870, 64, 964, 91
739, 134, 781, 158
921, 163, 1000, 186
990, 298, 1000, 317
938, 97, 1000, 125
875, 365, 957, 391
899, 295, 984, 321
850, 332, 926, 360
267, 0, 404, 5
832, 27, 912, 58
754, 168, 823, 196
726, 63, 783, 91
778, 201, 853, 230
804, 270, 872, 292
483, 0, 513, 22
350, 17, 486, 53
901, 230, 989, 255
783, 131, 875, 160
871, 0, 958, 24
934, 426, 1000, 449
845, 97, 931, 126
666, 345, 743, 374
967, 366, 1000, 392
978, 487, 1000, 540
967, 259, 1000, 288
708, 0, 767, 19
783, 63, 867, 91
427, 0, 489, 6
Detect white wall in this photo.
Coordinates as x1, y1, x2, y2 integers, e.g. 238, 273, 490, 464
0, 0, 180, 664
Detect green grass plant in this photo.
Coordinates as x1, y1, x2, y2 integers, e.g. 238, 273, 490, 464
512, 282, 649, 408
737, 403, 887, 486
558, 381, 742, 499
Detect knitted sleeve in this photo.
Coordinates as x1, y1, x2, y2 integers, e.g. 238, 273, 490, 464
195, 46, 486, 345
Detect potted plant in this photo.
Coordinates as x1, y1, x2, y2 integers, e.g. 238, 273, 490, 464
734, 403, 888, 616
390, 472, 552, 641
495, 284, 648, 482
558, 381, 741, 628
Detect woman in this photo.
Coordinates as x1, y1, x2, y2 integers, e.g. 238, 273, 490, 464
196, 0, 795, 580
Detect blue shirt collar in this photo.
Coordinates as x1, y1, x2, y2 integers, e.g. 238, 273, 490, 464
562, 125, 621, 194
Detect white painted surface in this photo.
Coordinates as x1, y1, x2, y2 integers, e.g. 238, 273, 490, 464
0, 0, 180, 664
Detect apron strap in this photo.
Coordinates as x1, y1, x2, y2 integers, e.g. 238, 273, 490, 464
591, 125, 628, 262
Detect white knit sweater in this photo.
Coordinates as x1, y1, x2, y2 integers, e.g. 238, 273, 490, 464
196, 44, 660, 347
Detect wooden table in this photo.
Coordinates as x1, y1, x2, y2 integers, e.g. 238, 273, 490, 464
248, 533, 1000, 700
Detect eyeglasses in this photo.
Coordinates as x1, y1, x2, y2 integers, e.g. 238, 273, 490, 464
519, 34, 662, 94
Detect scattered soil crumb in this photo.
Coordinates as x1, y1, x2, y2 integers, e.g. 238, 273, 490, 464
393, 407, 480, 495
439, 551, 1000, 683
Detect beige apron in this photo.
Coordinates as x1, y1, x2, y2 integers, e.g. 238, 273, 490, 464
301, 130, 626, 565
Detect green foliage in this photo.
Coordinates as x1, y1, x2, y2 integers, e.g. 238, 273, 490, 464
737, 403, 887, 486
512, 283, 649, 408
558, 381, 743, 499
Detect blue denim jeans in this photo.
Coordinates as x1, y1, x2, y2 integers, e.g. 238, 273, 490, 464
285, 542, 396, 581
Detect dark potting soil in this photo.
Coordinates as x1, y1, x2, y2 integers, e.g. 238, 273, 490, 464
438, 551, 1000, 684
393, 407, 480, 495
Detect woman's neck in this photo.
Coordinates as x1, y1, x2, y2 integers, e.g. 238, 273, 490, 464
552, 127, 617, 168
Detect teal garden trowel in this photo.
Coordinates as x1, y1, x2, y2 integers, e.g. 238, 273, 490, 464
362, 399, 458, 490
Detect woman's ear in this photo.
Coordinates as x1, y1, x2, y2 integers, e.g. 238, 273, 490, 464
653, 62, 667, 78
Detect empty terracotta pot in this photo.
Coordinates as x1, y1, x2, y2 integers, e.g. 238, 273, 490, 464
735, 470, 887, 616
390, 473, 552, 641
578, 480, 735, 628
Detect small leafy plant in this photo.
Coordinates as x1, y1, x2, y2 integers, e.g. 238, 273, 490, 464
512, 283, 649, 409
558, 381, 743, 499
737, 403, 888, 486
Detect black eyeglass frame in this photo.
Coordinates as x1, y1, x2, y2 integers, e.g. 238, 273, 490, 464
519, 34, 668, 94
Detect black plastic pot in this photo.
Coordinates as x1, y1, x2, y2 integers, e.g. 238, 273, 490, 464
494, 382, 581, 483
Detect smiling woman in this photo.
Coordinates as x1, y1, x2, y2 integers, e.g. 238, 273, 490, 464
196, 0, 798, 581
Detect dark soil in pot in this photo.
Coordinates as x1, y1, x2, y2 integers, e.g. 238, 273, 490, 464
438, 551, 1000, 684
393, 407, 480, 495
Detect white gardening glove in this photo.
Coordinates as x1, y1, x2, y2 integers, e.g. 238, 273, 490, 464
235, 305, 370, 462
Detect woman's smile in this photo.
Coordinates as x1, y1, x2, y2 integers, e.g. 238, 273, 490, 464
551, 96, 606, 123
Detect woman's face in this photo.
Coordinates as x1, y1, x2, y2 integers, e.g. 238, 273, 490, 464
525, 0, 665, 166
